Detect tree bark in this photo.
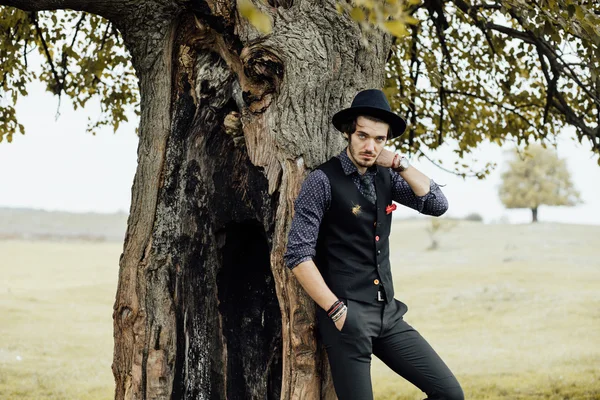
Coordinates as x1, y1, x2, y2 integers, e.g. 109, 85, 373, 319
531, 207, 538, 223
3, 0, 393, 397
113, 1, 393, 397
3, 0, 139, 25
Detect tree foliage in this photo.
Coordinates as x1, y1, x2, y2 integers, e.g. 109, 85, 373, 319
498, 144, 581, 222
0, 7, 137, 142
385, 0, 600, 177
0, 0, 599, 161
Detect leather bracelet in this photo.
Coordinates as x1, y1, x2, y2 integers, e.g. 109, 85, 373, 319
327, 300, 342, 316
392, 153, 400, 169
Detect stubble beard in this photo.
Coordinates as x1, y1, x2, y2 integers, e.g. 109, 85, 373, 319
349, 141, 376, 169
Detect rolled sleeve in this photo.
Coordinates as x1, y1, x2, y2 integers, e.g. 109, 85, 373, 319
417, 180, 449, 216
284, 170, 330, 270
391, 169, 448, 216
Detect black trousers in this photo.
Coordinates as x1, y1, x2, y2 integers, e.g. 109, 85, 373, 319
317, 298, 463, 400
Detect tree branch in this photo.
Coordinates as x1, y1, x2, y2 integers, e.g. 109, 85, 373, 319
31, 12, 62, 94
452, 0, 498, 55
551, 89, 598, 147
505, 11, 599, 147
536, 46, 553, 126
1, 0, 134, 23
59, 13, 86, 86
443, 89, 540, 132
408, 25, 421, 149
426, 0, 457, 77
471, 3, 502, 10
486, 16, 600, 105
544, 45, 599, 104
99, 21, 111, 50
22, 38, 28, 68
456, 9, 600, 149
597, 81, 600, 134
417, 148, 489, 178
438, 62, 445, 146
484, 22, 536, 44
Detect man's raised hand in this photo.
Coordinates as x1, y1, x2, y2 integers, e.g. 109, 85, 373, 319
376, 148, 399, 168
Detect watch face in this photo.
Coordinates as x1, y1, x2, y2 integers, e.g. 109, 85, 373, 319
400, 157, 409, 170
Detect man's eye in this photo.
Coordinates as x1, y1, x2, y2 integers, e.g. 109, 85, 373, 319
377, 138, 385, 142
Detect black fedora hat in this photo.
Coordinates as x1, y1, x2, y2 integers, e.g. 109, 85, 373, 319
332, 89, 407, 138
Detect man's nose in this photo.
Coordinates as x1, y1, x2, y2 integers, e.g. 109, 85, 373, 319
365, 139, 375, 152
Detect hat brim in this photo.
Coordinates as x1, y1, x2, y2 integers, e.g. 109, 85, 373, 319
332, 106, 407, 139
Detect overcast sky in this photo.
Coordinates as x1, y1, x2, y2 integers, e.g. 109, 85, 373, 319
1, 80, 599, 225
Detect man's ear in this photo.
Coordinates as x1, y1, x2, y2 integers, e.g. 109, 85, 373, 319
342, 132, 349, 140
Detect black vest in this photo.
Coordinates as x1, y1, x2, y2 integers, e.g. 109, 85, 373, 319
315, 157, 394, 304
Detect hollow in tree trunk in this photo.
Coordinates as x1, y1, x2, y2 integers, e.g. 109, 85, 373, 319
2, 0, 393, 398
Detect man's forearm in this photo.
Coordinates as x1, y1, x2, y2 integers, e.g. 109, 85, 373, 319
291, 260, 338, 311
398, 166, 430, 197
378, 148, 431, 196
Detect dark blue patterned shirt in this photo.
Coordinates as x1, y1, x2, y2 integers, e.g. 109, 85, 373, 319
284, 148, 448, 270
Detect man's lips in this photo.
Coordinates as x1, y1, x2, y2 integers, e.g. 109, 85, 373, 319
361, 154, 375, 159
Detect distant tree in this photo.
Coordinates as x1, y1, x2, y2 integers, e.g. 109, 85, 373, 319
499, 145, 581, 223
464, 212, 483, 222
426, 217, 458, 250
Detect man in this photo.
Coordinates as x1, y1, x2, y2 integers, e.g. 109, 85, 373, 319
284, 89, 463, 400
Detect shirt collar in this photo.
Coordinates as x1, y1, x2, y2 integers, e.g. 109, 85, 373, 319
337, 147, 378, 176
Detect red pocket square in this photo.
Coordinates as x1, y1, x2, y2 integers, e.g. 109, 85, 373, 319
386, 204, 397, 214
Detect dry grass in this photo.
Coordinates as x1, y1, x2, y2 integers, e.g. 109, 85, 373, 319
0, 240, 119, 400
1, 219, 599, 399
373, 220, 600, 399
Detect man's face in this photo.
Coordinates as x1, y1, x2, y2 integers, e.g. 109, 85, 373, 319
347, 116, 389, 173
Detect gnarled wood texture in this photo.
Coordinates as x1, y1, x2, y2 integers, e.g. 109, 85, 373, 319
111, 0, 392, 397
13, 0, 391, 398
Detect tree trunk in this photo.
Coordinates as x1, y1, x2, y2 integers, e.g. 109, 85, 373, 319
112, 1, 393, 398
531, 207, 538, 223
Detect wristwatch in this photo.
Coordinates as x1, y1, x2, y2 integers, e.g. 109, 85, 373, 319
394, 155, 410, 172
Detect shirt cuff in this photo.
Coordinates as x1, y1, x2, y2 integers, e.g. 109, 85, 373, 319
286, 255, 313, 270
415, 179, 439, 202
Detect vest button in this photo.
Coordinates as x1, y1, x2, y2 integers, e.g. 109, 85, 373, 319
377, 250, 381, 255
374, 279, 380, 285
375, 235, 380, 242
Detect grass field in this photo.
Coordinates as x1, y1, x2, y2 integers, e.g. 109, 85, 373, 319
374, 220, 600, 400
1, 241, 118, 400
1, 218, 599, 399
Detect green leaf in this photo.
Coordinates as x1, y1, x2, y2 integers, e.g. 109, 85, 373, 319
383, 21, 409, 37
405, 16, 420, 25
350, 7, 365, 22
238, 0, 272, 34
575, 5, 584, 21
